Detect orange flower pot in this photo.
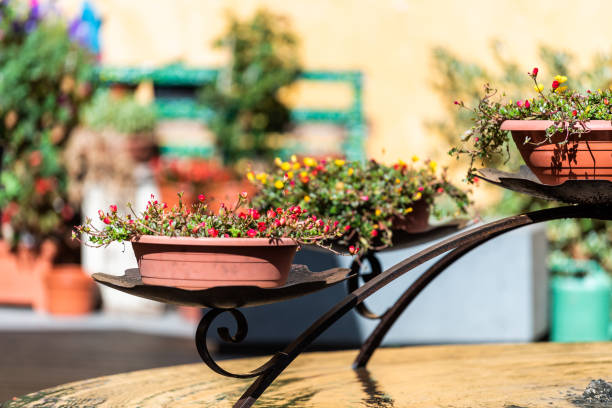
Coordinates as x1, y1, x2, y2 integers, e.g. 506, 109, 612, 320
42, 265, 95, 315
501, 120, 612, 185
131, 236, 298, 289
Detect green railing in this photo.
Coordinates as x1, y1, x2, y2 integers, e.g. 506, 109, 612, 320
96, 64, 365, 160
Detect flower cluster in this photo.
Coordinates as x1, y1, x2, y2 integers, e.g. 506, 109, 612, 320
249, 156, 470, 254
450, 68, 612, 181
73, 193, 341, 247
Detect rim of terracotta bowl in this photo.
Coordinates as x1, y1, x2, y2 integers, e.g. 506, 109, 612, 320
501, 119, 612, 131
131, 235, 298, 247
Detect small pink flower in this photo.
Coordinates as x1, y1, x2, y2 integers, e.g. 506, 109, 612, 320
371, 229, 379, 237
324, 225, 330, 233
247, 229, 257, 238
516, 100, 522, 107
103, 217, 111, 225
437, 187, 444, 193
344, 225, 351, 232
208, 228, 219, 237
240, 191, 248, 199
572, 110, 577, 116
349, 245, 356, 254
109, 205, 117, 212
98, 210, 104, 218
360, 195, 369, 201
524, 100, 530, 108
267, 209, 276, 218
198, 194, 206, 202
258, 222, 266, 232
531, 67, 538, 77
418, 186, 424, 192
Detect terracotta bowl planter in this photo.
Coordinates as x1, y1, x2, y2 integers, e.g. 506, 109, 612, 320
131, 236, 298, 290
501, 120, 612, 185
42, 265, 95, 315
391, 198, 431, 233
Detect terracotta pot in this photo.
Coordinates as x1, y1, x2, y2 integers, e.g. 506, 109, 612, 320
42, 265, 95, 315
502, 120, 612, 185
207, 180, 257, 213
391, 199, 431, 233
131, 236, 298, 289
158, 181, 195, 209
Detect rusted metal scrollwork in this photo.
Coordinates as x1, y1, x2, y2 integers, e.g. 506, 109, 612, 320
347, 252, 383, 319
195, 308, 287, 379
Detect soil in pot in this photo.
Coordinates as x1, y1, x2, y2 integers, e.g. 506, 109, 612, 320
502, 120, 612, 185
131, 236, 298, 289
42, 265, 95, 315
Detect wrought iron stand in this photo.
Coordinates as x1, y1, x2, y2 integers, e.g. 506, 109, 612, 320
93, 167, 612, 408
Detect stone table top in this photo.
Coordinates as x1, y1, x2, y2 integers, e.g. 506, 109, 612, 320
5, 342, 612, 407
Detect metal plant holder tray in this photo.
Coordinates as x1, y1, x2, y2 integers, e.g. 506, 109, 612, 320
477, 166, 612, 205
92, 265, 352, 309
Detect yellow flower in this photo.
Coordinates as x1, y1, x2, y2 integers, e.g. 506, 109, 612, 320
274, 180, 284, 189
404, 207, 413, 214
395, 178, 401, 184
293, 162, 301, 170
274, 157, 282, 167
554, 75, 568, 84
291, 154, 297, 162
411, 155, 419, 162
429, 160, 438, 172
397, 159, 406, 167
281, 162, 291, 171
348, 168, 354, 176
554, 86, 567, 93
335, 181, 344, 190
303, 157, 317, 167
287, 171, 294, 179
300, 171, 308, 178
598, 88, 603, 94
586, 105, 591, 114
414, 192, 422, 200
256, 173, 268, 183
375, 209, 382, 216
334, 159, 345, 166
303, 195, 311, 203
534, 84, 544, 92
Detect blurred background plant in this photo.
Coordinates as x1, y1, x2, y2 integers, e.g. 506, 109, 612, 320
0, 1, 95, 253
430, 41, 612, 271
64, 89, 157, 204
199, 9, 301, 170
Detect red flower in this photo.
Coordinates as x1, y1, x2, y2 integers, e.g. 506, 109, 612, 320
453, 100, 459, 105
572, 110, 577, 116
371, 229, 379, 237
103, 217, 111, 225
198, 194, 206, 202
192, 226, 200, 234
109, 205, 117, 213
437, 187, 444, 193
98, 209, 105, 219
605, 98, 609, 105
344, 225, 351, 232
276, 208, 284, 214
240, 191, 248, 199
267, 209, 276, 218
516, 100, 522, 107
208, 228, 219, 237
257, 222, 266, 232
360, 195, 369, 201
333, 221, 339, 228
324, 225, 330, 233
524, 100, 530, 108
348, 245, 356, 254
247, 229, 257, 238
418, 186, 424, 192
532, 67, 538, 76
144, 215, 150, 220
552, 80, 560, 89
238, 212, 247, 219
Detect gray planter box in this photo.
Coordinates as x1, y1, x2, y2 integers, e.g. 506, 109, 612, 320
237, 223, 548, 347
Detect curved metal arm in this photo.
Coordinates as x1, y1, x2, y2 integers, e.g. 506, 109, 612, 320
195, 308, 287, 379
347, 252, 383, 319
230, 204, 612, 407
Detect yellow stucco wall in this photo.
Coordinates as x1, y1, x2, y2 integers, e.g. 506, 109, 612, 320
57, 0, 612, 168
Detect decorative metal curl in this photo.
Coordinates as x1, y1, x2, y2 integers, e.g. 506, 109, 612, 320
347, 252, 383, 319
195, 308, 287, 379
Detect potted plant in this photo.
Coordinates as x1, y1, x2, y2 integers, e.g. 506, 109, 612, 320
249, 156, 470, 254
74, 193, 340, 289
450, 68, 612, 184
152, 157, 233, 209
0, 1, 96, 311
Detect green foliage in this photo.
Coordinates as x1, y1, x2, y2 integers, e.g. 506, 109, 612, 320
0, 2, 94, 248
250, 156, 470, 254
74, 193, 340, 247
82, 90, 156, 134
199, 9, 301, 166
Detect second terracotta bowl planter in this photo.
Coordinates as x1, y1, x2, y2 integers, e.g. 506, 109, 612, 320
501, 120, 612, 185
131, 236, 298, 290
